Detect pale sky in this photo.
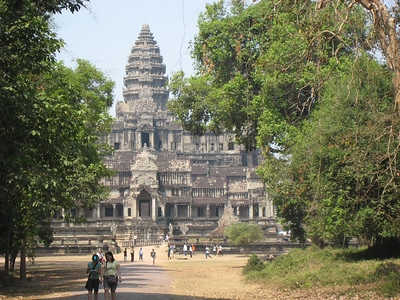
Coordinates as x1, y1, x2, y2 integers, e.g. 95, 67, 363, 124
54, 0, 217, 115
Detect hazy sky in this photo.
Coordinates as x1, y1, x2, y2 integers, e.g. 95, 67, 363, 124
54, 0, 216, 115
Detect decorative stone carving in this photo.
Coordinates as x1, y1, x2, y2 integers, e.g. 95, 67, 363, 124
180, 224, 189, 236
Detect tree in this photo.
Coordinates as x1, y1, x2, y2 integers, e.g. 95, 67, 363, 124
169, 0, 372, 151
319, 0, 400, 109
225, 222, 264, 254
168, 0, 400, 252
0, 0, 114, 281
260, 55, 396, 248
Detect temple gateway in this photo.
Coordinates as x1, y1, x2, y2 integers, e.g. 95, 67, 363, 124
52, 25, 277, 248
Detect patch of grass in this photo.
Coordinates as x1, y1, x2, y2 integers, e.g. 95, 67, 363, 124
245, 245, 400, 298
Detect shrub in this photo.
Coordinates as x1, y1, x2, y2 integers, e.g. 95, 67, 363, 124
243, 254, 265, 274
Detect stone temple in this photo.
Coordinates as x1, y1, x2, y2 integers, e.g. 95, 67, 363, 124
52, 25, 276, 248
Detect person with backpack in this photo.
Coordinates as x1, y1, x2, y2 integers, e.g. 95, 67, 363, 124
85, 254, 102, 300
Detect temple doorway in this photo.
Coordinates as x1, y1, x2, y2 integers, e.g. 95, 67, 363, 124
137, 190, 151, 218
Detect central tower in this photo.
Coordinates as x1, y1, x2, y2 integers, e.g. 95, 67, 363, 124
121, 24, 168, 113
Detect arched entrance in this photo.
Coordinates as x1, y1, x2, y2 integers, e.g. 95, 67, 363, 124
137, 190, 152, 218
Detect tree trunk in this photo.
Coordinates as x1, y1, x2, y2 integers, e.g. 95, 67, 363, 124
19, 237, 27, 280
4, 223, 10, 282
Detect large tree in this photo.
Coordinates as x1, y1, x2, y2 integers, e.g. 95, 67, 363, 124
168, 0, 400, 251
0, 0, 115, 281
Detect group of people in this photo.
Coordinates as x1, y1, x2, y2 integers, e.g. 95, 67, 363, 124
123, 247, 144, 262
86, 247, 159, 299
181, 243, 196, 257
85, 251, 121, 300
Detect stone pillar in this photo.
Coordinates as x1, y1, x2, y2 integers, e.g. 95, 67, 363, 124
249, 205, 253, 219
174, 204, 178, 218
112, 204, 116, 217
150, 132, 154, 148
161, 205, 165, 218
152, 197, 156, 221
188, 204, 191, 218
206, 205, 210, 218
96, 206, 101, 219
132, 197, 137, 218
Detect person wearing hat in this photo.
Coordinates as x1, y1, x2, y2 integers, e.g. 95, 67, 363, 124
86, 254, 102, 300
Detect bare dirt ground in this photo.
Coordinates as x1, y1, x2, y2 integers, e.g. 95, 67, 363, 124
0, 243, 391, 299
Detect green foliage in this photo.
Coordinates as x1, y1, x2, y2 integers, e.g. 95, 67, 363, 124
243, 254, 265, 274
224, 222, 263, 248
169, 0, 371, 151
168, 0, 400, 250
261, 55, 397, 245
246, 246, 400, 298
0, 0, 114, 279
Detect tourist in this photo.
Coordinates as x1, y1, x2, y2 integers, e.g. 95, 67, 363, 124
213, 245, 217, 256
168, 244, 173, 260
205, 245, 212, 259
130, 248, 134, 262
219, 245, 223, 256
189, 245, 193, 258
100, 251, 121, 300
96, 249, 104, 264
85, 254, 102, 300
192, 244, 195, 256
183, 243, 188, 256
150, 248, 156, 265
139, 247, 143, 260
123, 248, 127, 262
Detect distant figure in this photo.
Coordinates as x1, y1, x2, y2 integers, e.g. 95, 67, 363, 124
100, 251, 121, 300
205, 246, 212, 259
219, 245, 223, 256
86, 254, 102, 300
192, 244, 195, 256
150, 249, 156, 265
213, 245, 217, 256
168, 244, 173, 260
189, 245, 193, 258
183, 243, 188, 256
130, 248, 135, 262
139, 247, 143, 260
123, 248, 127, 262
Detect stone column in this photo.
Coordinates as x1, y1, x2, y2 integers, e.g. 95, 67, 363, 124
174, 204, 178, 218
150, 132, 154, 148
161, 205, 165, 218
112, 204, 116, 217
152, 197, 156, 221
249, 205, 253, 219
206, 205, 210, 218
132, 196, 137, 218
96, 206, 101, 219
188, 204, 191, 218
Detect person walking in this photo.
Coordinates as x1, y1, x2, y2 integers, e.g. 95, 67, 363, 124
85, 254, 102, 300
123, 248, 127, 262
139, 247, 143, 261
205, 245, 212, 259
183, 243, 188, 256
130, 248, 135, 262
100, 251, 121, 300
150, 249, 156, 265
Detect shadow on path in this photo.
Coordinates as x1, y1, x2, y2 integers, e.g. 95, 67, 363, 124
46, 261, 228, 300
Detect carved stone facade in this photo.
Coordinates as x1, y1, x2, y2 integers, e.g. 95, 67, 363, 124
52, 25, 276, 245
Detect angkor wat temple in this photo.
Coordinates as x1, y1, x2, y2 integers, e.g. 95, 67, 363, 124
51, 25, 277, 249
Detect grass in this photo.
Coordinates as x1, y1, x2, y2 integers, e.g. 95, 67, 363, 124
245, 245, 400, 298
